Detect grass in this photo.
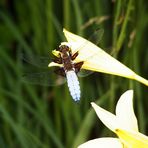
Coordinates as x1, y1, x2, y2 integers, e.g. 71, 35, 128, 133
0, 0, 148, 147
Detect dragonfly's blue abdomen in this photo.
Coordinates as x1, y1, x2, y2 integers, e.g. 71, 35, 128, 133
66, 70, 80, 101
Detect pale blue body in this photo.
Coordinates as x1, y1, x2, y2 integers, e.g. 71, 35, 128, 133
66, 70, 80, 101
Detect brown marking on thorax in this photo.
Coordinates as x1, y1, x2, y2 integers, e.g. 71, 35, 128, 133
54, 45, 84, 76
59, 45, 74, 72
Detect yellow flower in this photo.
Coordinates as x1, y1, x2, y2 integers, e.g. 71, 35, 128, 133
78, 90, 148, 148
48, 29, 148, 86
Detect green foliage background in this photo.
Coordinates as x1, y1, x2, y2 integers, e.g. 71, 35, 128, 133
0, 0, 147, 147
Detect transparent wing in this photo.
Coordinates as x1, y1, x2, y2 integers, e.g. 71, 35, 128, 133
74, 29, 104, 77
22, 71, 66, 86
20, 51, 66, 86
63, 28, 104, 57
87, 28, 104, 46
19, 51, 51, 68
20, 28, 103, 85
77, 69, 94, 77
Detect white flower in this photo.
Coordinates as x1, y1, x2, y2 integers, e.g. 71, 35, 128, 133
48, 29, 148, 86
78, 90, 148, 148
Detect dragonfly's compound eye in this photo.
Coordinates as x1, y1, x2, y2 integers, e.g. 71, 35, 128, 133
64, 45, 70, 52
58, 45, 70, 52
64, 45, 70, 50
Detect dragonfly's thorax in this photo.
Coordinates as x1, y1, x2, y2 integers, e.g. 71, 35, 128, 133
59, 45, 74, 72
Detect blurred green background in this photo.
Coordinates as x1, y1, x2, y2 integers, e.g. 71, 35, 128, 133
0, 0, 148, 147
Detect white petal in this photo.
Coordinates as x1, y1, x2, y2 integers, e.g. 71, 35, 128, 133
91, 102, 119, 132
80, 53, 135, 79
63, 28, 137, 79
63, 29, 109, 61
63, 29, 87, 53
116, 90, 138, 132
78, 138, 123, 148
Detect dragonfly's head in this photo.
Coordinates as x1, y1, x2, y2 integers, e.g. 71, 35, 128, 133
57, 44, 70, 53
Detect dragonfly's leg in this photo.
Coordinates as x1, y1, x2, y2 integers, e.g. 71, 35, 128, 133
74, 61, 84, 73
71, 51, 79, 60
68, 48, 72, 58
54, 68, 66, 77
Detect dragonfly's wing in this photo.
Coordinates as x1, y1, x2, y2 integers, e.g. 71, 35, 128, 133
63, 28, 108, 72
77, 69, 94, 77
63, 28, 104, 58
86, 28, 104, 46
74, 62, 94, 77
19, 50, 66, 86
19, 51, 51, 68
21, 71, 66, 86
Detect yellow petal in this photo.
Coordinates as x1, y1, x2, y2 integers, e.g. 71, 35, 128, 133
52, 50, 60, 57
116, 90, 138, 132
48, 62, 62, 67
78, 138, 123, 148
115, 129, 148, 148
63, 28, 148, 86
91, 102, 119, 132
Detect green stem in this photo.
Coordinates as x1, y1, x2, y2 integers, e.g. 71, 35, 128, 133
116, 0, 133, 52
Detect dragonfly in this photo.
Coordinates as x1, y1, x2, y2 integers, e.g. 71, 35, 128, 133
21, 28, 104, 102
